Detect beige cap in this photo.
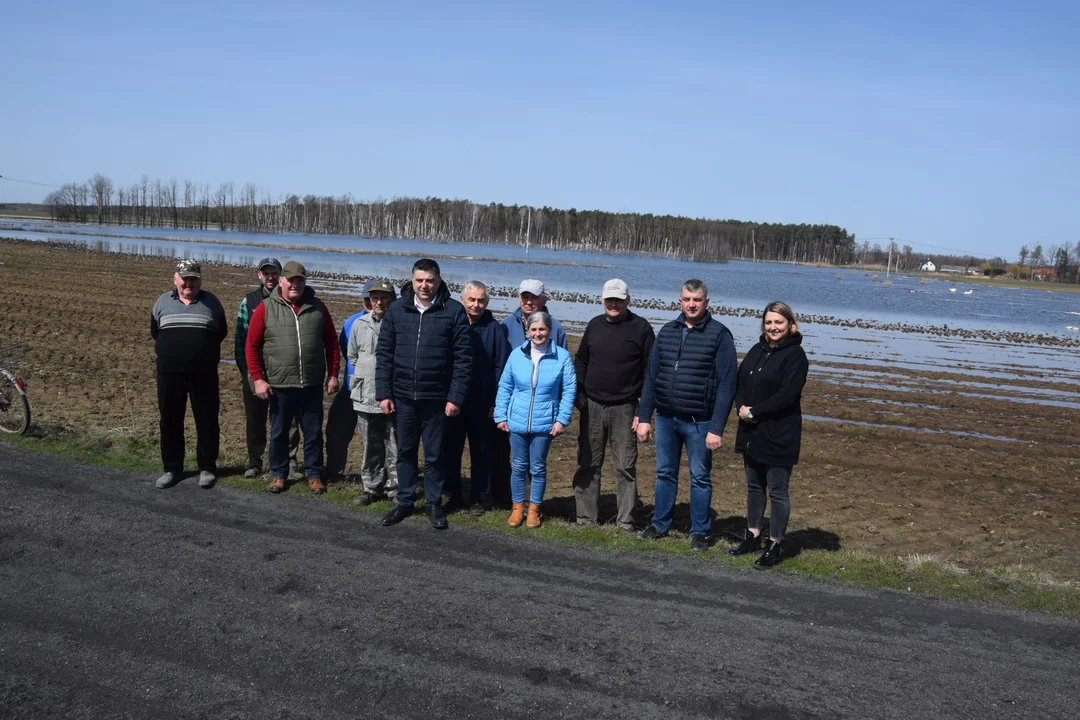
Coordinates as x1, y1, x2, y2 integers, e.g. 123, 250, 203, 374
602, 278, 629, 299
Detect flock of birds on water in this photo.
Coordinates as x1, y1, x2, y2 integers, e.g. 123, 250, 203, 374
304, 270, 1080, 349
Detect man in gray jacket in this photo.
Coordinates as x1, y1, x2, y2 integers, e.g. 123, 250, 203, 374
347, 280, 398, 505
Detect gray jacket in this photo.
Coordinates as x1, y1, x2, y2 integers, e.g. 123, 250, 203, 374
347, 311, 385, 413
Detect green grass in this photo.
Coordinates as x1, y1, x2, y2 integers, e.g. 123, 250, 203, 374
4, 426, 1079, 618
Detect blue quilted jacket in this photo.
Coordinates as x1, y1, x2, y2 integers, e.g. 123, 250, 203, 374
494, 341, 577, 434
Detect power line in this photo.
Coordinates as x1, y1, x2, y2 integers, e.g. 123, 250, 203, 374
0, 176, 62, 189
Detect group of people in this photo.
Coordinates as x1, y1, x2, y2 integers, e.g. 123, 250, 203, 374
150, 255, 808, 567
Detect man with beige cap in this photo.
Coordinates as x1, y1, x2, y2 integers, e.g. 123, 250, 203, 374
572, 278, 655, 529
245, 260, 341, 494
150, 260, 228, 489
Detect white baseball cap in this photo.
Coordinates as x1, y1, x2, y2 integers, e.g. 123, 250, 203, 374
602, 278, 629, 299
519, 279, 545, 296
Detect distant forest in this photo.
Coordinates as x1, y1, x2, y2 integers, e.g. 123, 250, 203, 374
23, 173, 1078, 279
38, 173, 855, 264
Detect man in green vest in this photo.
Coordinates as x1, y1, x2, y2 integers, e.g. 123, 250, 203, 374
244, 261, 341, 494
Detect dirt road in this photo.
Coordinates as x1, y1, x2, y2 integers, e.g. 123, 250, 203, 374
2, 444, 1078, 719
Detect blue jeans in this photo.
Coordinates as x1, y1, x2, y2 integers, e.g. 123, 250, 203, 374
509, 432, 553, 505
269, 385, 324, 480
394, 399, 448, 509
650, 414, 713, 536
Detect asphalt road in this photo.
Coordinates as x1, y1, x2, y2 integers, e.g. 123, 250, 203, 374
1, 444, 1077, 720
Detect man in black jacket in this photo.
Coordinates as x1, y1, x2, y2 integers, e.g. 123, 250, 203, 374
572, 279, 655, 530
375, 259, 472, 530
635, 279, 737, 551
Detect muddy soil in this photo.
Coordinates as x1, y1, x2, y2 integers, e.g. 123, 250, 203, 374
2, 239, 1078, 580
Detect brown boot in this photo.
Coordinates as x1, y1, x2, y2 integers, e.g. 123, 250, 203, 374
508, 502, 526, 527
526, 503, 543, 528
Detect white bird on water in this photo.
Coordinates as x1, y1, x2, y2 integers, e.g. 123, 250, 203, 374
964, 290, 973, 295
949, 288, 957, 293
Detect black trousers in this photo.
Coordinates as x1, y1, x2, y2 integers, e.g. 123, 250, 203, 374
490, 429, 512, 508
240, 372, 299, 471
158, 369, 219, 474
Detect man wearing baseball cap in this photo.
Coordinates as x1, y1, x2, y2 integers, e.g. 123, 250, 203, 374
150, 259, 228, 489
346, 279, 397, 504
572, 278, 655, 529
245, 260, 341, 494
501, 279, 568, 349
235, 257, 300, 479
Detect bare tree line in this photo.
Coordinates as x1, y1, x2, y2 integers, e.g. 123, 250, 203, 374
42, 172, 862, 264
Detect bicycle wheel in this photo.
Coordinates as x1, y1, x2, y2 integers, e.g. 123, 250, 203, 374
0, 371, 30, 435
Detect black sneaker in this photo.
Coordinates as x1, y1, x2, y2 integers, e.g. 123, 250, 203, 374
754, 541, 783, 569
354, 491, 380, 506
381, 503, 413, 526
637, 525, 667, 541
690, 534, 710, 552
728, 530, 763, 556
427, 503, 449, 530
443, 492, 465, 513
469, 498, 494, 516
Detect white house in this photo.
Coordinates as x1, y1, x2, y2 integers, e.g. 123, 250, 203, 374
920, 259, 937, 272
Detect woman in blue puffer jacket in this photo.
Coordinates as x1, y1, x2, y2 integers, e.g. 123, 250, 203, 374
494, 311, 577, 529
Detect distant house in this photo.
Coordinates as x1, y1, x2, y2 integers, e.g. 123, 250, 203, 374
920, 259, 937, 272
939, 264, 967, 274
1033, 267, 1058, 280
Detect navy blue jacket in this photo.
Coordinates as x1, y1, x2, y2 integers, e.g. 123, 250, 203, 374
466, 309, 512, 410
637, 312, 738, 436
375, 281, 472, 406
734, 333, 809, 466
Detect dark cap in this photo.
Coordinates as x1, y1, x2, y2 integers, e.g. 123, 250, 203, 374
281, 261, 307, 279
365, 279, 397, 297
258, 257, 282, 271
176, 260, 202, 279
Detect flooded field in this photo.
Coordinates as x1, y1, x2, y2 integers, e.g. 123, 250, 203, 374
1, 238, 1078, 581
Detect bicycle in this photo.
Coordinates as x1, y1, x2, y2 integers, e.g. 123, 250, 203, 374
0, 367, 30, 435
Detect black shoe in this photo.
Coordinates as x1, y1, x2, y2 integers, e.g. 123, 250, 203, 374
381, 503, 413, 526
443, 492, 465, 513
427, 503, 448, 530
354, 491, 380, 506
754, 541, 783, 569
728, 530, 763, 556
689, 534, 710, 552
637, 525, 667, 541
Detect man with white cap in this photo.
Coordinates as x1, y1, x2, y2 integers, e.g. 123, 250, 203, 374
151, 260, 228, 489
501, 279, 568, 349
572, 279, 655, 529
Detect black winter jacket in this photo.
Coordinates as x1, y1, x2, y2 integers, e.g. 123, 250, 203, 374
734, 333, 809, 466
637, 312, 738, 436
375, 281, 472, 406
465, 309, 511, 409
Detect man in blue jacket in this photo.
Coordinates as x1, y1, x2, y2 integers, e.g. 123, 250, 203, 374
376, 259, 472, 530
501, 279, 567, 349
444, 280, 511, 514
635, 279, 737, 551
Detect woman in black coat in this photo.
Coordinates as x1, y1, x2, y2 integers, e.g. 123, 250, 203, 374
729, 301, 809, 568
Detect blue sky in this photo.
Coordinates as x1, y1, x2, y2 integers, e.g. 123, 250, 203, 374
2, 0, 1077, 260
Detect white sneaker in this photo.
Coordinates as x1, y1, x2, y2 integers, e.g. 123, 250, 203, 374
156, 472, 179, 489
198, 471, 216, 489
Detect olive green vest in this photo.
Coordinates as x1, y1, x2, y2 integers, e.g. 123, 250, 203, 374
262, 288, 327, 388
